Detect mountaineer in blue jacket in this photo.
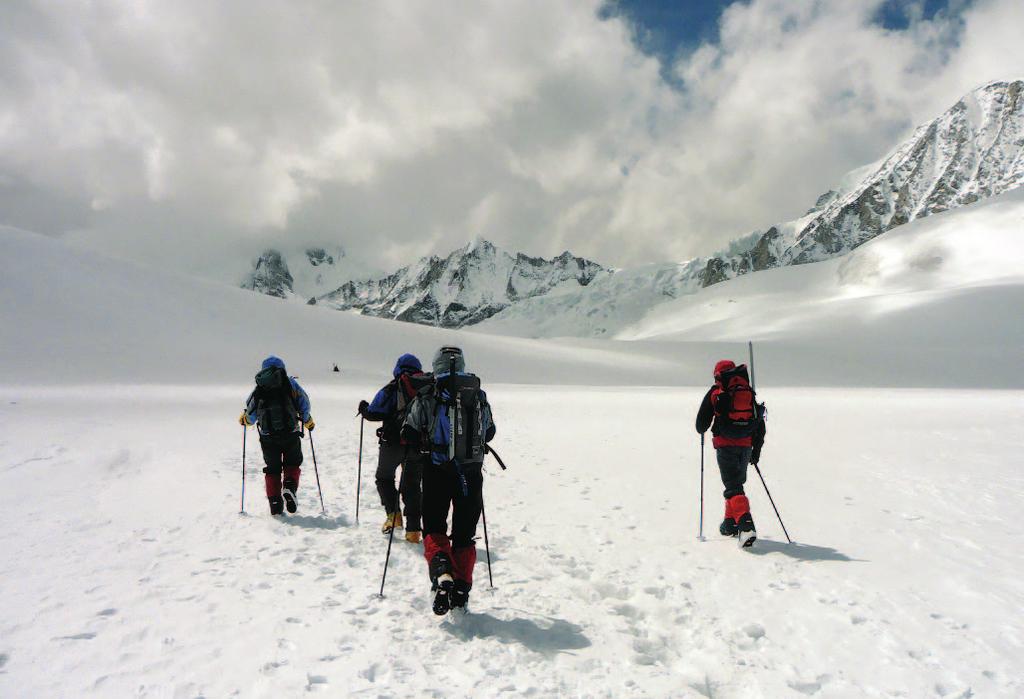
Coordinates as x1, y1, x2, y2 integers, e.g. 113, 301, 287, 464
239, 356, 314, 516
358, 354, 433, 542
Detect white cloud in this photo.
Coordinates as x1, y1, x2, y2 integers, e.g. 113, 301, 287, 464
1, 0, 1022, 278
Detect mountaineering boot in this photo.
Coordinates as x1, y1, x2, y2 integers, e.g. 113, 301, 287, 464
429, 552, 454, 616
282, 478, 298, 514
268, 495, 284, 516
405, 531, 422, 544
381, 512, 403, 534
737, 512, 757, 548
450, 579, 471, 611
719, 518, 738, 537
432, 576, 454, 615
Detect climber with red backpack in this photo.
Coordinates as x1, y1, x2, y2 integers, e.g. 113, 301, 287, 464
696, 359, 766, 548
358, 354, 433, 543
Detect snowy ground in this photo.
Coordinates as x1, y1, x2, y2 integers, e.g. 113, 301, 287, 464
2, 382, 1022, 697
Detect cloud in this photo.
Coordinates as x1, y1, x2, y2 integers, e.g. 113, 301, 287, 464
1, 0, 1022, 278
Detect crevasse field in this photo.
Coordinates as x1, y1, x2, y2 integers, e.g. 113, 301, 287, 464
2, 195, 1023, 698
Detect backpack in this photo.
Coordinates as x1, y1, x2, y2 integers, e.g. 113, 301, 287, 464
712, 364, 758, 439
395, 371, 434, 445
253, 366, 299, 435
429, 371, 486, 466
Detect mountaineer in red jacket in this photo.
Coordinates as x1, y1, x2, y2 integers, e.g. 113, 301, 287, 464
696, 360, 766, 547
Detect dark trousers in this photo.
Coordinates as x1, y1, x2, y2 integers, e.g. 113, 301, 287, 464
374, 442, 424, 531
422, 462, 483, 548
260, 433, 303, 497
716, 446, 752, 499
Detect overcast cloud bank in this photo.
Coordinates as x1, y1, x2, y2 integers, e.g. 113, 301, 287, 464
1, 0, 1022, 278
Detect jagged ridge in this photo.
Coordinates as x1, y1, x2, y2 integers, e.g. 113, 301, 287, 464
316, 238, 607, 327
698, 79, 1024, 285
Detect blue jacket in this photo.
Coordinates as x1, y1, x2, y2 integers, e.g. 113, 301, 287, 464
366, 354, 422, 419
244, 356, 311, 433
364, 354, 424, 443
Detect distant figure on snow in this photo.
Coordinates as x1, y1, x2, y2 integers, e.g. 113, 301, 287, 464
239, 356, 315, 516
696, 360, 765, 547
358, 354, 432, 543
332, 363, 340, 373
401, 346, 496, 615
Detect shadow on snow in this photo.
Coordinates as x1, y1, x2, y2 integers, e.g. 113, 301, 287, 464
444, 609, 591, 654
746, 538, 865, 562
276, 513, 351, 530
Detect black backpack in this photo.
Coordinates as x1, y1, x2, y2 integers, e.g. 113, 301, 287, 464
713, 364, 758, 439
431, 371, 485, 465
253, 366, 299, 435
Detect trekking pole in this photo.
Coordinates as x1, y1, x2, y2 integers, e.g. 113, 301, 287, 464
308, 430, 327, 516
379, 466, 404, 598
481, 491, 494, 589
748, 341, 792, 543
356, 417, 364, 524
240, 426, 247, 514
754, 464, 792, 543
698, 433, 705, 540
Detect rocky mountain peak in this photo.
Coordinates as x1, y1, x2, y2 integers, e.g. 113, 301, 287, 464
243, 249, 293, 298
315, 240, 608, 328
305, 247, 335, 266
698, 78, 1024, 286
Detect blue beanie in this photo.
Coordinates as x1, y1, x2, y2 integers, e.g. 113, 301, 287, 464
262, 355, 286, 370
393, 353, 422, 377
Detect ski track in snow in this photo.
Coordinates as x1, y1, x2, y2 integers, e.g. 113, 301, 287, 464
1, 384, 1022, 697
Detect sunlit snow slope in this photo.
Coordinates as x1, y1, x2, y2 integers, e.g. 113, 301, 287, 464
480, 189, 1024, 387
0, 227, 677, 387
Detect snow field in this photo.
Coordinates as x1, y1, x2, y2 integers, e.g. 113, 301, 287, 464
2, 383, 1022, 697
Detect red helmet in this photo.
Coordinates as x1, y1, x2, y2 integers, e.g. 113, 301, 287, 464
714, 360, 735, 378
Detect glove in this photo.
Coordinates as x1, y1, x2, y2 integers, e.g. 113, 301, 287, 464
304, 417, 315, 432
400, 424, 420, 445
357, 400, 369, 416
750, 447, 761, 466
239, 410, 251, 427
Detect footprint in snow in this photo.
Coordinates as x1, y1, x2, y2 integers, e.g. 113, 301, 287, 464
306, 674, 328, 690
55, 632, 96, 641
743, 623, 766, 640
788, 674, 831, 695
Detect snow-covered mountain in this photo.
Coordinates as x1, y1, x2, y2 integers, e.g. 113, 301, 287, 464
698, 78, 1024, 282
314, 238, 607, 327
242, 245, 360, 301
481, 79, 1024, 337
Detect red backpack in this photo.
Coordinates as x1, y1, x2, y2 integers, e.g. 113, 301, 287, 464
713, 364, 757, 439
